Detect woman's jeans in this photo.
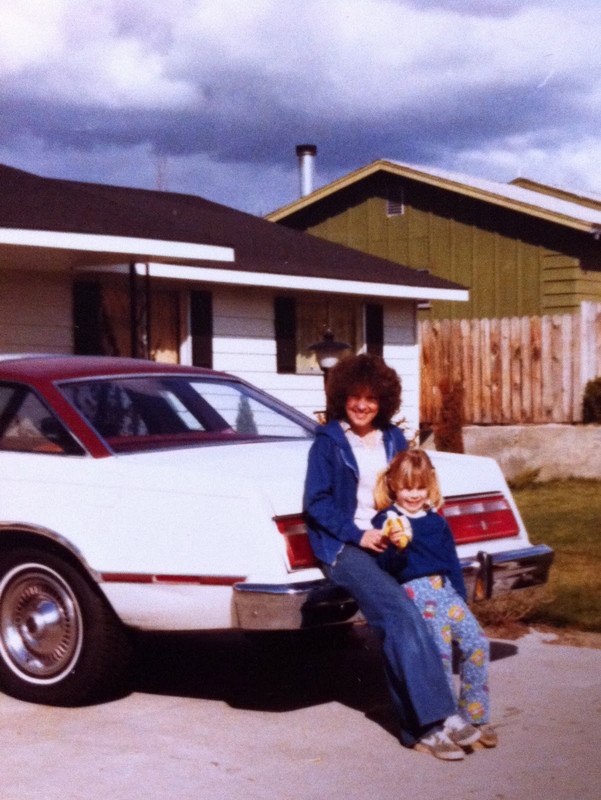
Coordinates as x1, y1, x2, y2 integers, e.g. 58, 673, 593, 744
323, 544, 457, 746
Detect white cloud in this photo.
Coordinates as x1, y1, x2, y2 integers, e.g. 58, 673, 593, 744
5, 1, 601, 115
1, 0, 197, 108
0, 0, 66, 73
451, 134, 601, 197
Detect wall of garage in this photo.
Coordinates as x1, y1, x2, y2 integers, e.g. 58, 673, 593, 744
0, 270, 73, 355
210, 286, 421, 439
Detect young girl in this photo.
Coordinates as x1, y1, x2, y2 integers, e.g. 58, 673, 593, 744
372, 449, 497, 749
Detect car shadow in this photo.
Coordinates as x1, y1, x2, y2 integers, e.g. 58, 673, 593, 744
131, 625, 385, 712
130, 624, 518, 732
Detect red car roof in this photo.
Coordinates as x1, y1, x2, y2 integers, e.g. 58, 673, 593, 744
0, 355, 225, 383
0, 355, 235, 459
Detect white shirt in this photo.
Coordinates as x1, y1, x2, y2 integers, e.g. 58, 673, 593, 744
343, 424, 388, 530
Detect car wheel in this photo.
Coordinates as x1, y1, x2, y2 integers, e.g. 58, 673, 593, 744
0, 548, 131, 706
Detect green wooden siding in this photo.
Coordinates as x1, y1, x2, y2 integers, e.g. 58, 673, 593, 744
541, 254, 601, 314
294, 175, 601, 320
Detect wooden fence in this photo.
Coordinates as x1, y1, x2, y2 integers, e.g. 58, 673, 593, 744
419, 302, 601, 425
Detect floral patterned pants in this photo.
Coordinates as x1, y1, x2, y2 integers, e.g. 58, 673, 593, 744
403, 574, 490, 724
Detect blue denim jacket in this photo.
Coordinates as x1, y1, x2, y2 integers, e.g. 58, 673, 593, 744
303, 420, 408, 566
372, 506, 467, 601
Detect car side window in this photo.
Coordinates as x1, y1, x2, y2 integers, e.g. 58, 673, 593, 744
63, 381, 150, 438
0, 384, 84, 455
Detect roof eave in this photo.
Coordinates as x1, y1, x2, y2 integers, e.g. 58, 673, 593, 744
79, 261, 469, 302
0, 228, 235, 264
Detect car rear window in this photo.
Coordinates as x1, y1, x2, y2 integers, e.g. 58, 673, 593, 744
58, 375, 314, 452
0, 383, 84, 455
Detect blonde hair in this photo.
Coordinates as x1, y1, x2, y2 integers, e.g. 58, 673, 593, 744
374, 449, 442, 511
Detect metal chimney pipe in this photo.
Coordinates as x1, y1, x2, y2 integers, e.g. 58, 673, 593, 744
296, 144, 317, 197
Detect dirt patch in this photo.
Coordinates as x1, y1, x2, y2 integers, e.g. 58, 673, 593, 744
484, 622, 601, 649
537, 627, 601, 649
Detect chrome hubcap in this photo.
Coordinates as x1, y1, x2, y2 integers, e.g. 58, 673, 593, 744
0, 564, 83, 682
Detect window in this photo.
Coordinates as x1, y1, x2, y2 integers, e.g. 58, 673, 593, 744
59, 375, 313, 452
274, 297, 384, 374
0, 384, 84, 455
73, 281, 213, 367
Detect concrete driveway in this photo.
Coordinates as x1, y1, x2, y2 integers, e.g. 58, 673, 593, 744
1, 626, 599, 800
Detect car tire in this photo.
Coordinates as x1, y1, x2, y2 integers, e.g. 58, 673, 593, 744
0, 547, 132, 706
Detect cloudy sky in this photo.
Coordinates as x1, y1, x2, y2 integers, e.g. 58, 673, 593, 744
2, 0, 601, 216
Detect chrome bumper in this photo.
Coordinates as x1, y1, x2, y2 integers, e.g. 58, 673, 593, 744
233, 544, 554, 630
461, 544, 554, 602
233, 579, 360, 631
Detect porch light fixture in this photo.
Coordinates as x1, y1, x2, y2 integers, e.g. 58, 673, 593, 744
308, 328, 351, 382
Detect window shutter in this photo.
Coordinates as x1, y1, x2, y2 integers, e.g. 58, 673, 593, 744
190, 291, 213, 368
73, 281, 103, 355
274, 296, 297, 373
365, 303, 383, 356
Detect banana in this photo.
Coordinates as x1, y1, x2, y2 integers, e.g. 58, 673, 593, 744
382, 515, 413, 549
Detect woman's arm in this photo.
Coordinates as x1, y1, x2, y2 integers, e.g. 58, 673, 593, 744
359, 529, 388, 553
304, 435, 365, 546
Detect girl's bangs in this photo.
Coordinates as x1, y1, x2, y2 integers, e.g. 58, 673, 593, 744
397, 461, 430, 489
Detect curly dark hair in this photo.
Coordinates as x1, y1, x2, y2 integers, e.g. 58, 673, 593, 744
325, 353, 402, 428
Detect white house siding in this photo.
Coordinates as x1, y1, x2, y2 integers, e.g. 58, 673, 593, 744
0, 270, 73, 354
211, 286, 325, 419
210, 286, 421, 437
382, 302, 420, 441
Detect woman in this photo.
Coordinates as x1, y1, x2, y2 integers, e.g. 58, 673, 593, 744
304, 354, 480, 760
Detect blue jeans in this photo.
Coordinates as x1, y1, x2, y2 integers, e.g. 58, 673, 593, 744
323, 545, 457, 746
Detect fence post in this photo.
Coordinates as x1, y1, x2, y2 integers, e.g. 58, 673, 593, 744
580, 302, 596, 389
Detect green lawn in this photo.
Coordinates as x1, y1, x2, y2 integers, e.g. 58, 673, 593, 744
474, 480, 601, 633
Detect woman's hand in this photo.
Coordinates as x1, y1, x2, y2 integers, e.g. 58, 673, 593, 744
359, 529, 388, 553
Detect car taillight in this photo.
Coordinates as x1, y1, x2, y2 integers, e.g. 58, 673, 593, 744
440, 492, 520, 545
274, 514, 318, 569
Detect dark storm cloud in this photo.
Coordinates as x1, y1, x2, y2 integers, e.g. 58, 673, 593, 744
401, 0, 527, 16
0, 61, 583, 178
1, 0, 600, 213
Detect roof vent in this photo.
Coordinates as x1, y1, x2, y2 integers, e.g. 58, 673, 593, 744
296, 144, 317, 197
386, 189, 405, 216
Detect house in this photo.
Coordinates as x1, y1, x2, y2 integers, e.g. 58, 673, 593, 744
0, 164, 466, 434
266, 159, 601, 321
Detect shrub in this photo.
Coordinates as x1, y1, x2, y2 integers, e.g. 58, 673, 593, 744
507, 467, 541, 491
433, 378, 464, 453
583, 377, 601, 423
471, 586, 550, 638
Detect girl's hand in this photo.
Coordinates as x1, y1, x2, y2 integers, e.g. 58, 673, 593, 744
359, 529, 388, 553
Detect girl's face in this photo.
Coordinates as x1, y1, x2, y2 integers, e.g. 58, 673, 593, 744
345, 387, 379, 436
396, 485, 428, 514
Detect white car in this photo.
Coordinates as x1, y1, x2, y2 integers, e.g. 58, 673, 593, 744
0, 355, 553, 705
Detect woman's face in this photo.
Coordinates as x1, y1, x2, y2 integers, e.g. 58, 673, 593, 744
345, 386, 379, 436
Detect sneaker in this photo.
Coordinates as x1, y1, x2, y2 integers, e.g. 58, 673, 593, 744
414, 730, 465, 761
443, 714, 481, 747
472, 723, 498, 748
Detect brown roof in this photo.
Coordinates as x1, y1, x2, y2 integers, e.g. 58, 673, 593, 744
0, 163, 465, 293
